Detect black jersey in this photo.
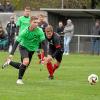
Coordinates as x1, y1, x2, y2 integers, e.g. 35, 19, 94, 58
47, 32, 63, 62
47, 33, 61, 54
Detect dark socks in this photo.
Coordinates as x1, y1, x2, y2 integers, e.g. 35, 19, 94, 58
9, 61, 21, 69
9, 61, 27, 79
18, 64, 27, 79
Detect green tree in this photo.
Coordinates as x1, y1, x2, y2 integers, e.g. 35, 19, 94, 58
2, 0, 99, 10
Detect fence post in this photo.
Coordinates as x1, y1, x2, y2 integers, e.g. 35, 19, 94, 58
77, 36, 80, 53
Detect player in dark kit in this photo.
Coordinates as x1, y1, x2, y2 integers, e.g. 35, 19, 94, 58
38, 14, 48, 32
45, 25, 63, 79
2, 16, 47, 84
37, 14, 48, 65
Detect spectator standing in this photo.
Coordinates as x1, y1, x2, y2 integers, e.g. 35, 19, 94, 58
91, 20, 100, 55
91, 0, 98, 9
4, 0, 14, 12
56, 21, 64, 52
0, 2, 4, 12
0, 26, 8, 50
63, 19, 74, 55
6, 16, 16, 53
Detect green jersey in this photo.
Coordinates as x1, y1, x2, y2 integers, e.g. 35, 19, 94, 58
16, 16, 30, 34
16, 27, 45, 51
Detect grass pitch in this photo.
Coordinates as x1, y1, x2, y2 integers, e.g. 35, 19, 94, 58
0, 51, 100, 100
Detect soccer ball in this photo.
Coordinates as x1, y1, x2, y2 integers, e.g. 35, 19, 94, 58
88, 74, 99, 85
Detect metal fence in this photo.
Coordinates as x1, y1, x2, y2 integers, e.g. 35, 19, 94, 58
0, 13, 14, 30
70, 34, 100, 54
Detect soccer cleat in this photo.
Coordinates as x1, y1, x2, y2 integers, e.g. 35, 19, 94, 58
8, 45, 12, 53
2, 59, 11, 69
16, 79, 24, 85
39, 59, 44, 64
48, 76, 54, 80
40, 65, 43, 71
63, 52, 69, 55
41, 60, 44, 64
63, 52, 66, 55
65, 52, 69, 55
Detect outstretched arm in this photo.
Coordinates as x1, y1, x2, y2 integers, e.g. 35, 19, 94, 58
41, 39, 47, 57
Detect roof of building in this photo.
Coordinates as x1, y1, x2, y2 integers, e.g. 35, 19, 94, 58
40, 8, 100, 18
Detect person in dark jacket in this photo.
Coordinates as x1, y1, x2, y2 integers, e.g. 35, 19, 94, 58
6, 16, 16, 53
57, 21, 64, 35
91, 0, 98, 9
56, 21, 64, 52
4, 0, 14, 12
0, 26, 8, 50
0, 2, 4, 12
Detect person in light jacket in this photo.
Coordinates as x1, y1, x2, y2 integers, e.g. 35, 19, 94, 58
63, 19, 74, 55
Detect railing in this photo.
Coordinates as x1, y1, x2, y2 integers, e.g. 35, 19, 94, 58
74, 34, 100, 53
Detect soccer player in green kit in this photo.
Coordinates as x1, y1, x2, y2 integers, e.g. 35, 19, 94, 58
5, 6, 30, 53
2, 16, 47, 85
7, 6, 31, 54
16, 6, 31, 35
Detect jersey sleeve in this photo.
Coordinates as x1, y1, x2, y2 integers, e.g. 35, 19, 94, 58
54, 35, 61, 48
16, 17, 21, 27
16, 28, 28, 42
39, 28, 46, 42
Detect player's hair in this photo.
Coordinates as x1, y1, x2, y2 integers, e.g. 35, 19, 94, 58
59, 21, 63, 23
96, 20, 100, 24
6, 0, 10, 2
45, 25, 53, 32
30, 16, 38, 22
39, 14, 45, 18
24, 6, 31, 10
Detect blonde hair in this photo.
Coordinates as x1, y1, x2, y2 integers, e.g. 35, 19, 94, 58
39, 14, 45, 18
45, 25, 53, 32
30, 16, 38, 22
24, 6, 31, 10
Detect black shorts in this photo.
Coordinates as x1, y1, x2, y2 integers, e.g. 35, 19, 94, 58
38, 43, 41, 49
19, 45, 34, 63
50, 50, 63, 63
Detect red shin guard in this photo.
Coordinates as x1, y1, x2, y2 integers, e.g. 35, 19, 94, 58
53, 64, 59, 73
47, 62, 53, 77
41, 52, 44, 61
38, 53, 41, 59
